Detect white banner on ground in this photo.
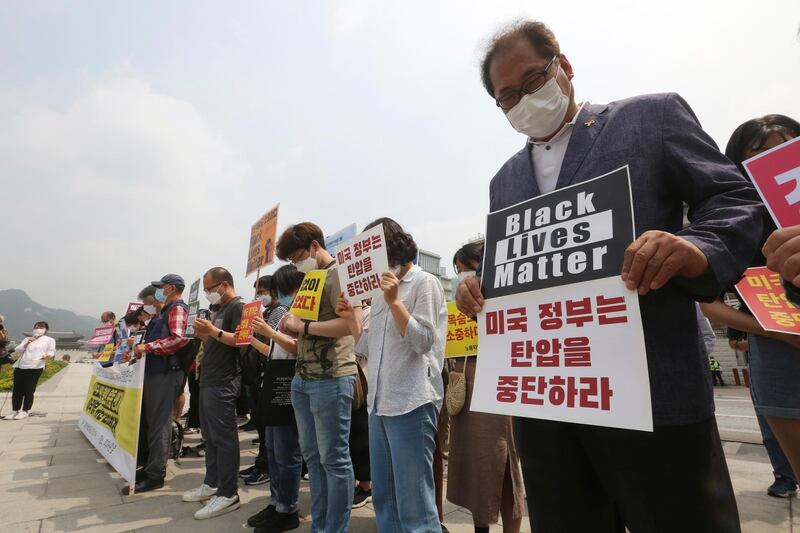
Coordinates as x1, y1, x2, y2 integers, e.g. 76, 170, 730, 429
79, 360, 145, 488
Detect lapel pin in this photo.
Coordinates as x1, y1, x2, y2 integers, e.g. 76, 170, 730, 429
584, 119, 596, 127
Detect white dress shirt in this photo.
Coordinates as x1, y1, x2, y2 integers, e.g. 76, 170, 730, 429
355, 265, 447, 416
529, 103, 586, 194
14, 335, 55, 369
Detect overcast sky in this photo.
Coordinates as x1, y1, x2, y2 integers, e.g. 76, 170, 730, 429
1, 1, 799, 317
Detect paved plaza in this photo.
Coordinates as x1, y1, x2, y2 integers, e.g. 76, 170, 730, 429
0, 364, 795, 532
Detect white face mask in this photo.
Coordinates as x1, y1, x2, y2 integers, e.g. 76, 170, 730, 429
505, 65, 571, 139
205, 290, 222, 305
294, 252, 317, 274
389, 265, 402, 276
457, 270, 477, 282
143, 305, 157, 315
32, 328, 46, 337
258, 294, 273, 307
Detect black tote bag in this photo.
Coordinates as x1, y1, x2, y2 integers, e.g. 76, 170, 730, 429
256, 343, 297, 427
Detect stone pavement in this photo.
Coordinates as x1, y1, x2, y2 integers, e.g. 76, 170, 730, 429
0, 363, 795, 533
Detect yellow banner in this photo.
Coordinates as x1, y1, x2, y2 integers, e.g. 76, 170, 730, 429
445, 301, 478, 358
82, 375, 142, 457
289, 269, 328, 321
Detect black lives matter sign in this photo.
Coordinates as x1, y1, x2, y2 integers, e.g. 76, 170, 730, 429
482, 167, 634, 299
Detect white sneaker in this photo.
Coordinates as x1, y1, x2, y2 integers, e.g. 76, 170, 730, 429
3, 411, 18, 420
182, 483, 217, 502
13, 411, 29, 420
194, 494, 240, 520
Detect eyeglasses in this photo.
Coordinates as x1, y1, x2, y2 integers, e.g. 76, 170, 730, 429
203, 282, 222, 294
495, 56, 558, 111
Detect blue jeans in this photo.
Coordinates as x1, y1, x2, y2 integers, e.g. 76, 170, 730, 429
292, 374, 355, 533
265, 424, 303, 513
369, 402, 440, 533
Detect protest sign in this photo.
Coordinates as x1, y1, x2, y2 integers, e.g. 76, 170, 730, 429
336, 225, 390, 304
184, 278, 201, 338
97, 343, 115, 362
235, 300, 263, 346
735, 266, 800, 335
88, 326, 115, 346
472, 166, 652, 432
188, 278, 200, 303
125, 302, 143, 315
445, 301, 478, 358
79, 359, 145, 490
325, 223, 357, 254
246, 204, 280, 276
290, 270, 329, 321
744, 137, 800, 228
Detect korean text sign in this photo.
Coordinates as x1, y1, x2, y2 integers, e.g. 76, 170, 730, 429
336, 225, 390, 304
185, 278, 201, 339
88, 326, 115, 346
246, 204, 279, 276
290, 270, 328, 321
235, 301, 263, 346
744, 137, 800, 228
472, 166, 652, 432
445, 301, 478, 358
735, 266, 800, 335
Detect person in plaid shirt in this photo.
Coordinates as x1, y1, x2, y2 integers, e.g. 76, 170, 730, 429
124, 274, 190, 494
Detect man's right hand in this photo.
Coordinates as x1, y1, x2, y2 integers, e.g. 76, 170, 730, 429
456, 275, 484, 318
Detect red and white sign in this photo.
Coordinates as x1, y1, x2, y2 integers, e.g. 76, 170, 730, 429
125, 302, 143, 315
744, 137, 800, 228
335, 225, 390, 304
735, 266, 800, 335
88, 326, 116, 345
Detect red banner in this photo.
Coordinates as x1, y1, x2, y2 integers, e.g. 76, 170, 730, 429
235, 300, 263, 346
744, 137, 800, 228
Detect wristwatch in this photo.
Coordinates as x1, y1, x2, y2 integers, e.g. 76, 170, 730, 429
303, 319, 311, 336
217, 329, 224, 339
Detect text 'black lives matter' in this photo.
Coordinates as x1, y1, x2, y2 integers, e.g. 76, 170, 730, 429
482, 166, 634, 299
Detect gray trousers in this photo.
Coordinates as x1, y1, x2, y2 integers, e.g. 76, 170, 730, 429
200, 376, 241, 497
142, 370, 184, 480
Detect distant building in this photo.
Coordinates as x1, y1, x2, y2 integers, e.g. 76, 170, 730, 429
417, 249, 454, 301
23, 331, 85, 350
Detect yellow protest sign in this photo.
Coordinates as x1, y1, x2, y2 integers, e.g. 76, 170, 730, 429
97, 343, 115, 362
289, 270, 328, 321
445, 301, 478, 358
246, 204, 280, 276
82, 371, 143, 458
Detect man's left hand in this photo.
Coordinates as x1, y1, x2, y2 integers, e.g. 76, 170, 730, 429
134, 344, 146, 356
621, 230, 708, 295
193, 318, 214, 337
763, 226, 800, 285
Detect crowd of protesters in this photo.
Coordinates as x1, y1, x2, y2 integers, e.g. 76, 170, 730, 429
3, 17, 800, 533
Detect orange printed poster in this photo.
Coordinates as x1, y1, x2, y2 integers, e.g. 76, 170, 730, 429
445, 301, 478, 358
235, 301, 263, 346
735, 266, 800, 335
246, 204, 279, 276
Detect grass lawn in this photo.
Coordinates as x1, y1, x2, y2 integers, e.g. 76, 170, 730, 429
0, 360, 69, 391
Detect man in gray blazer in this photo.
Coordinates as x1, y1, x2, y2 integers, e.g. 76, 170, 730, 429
457, 20, 763, 532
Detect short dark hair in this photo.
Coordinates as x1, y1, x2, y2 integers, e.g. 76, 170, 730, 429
271, 265, 305, 298
276, 222, 326, 260
453, 241, 485, 270
725, 114, 800, 172
480, 19, 561, 98
138, 285, 157, 300
34, 321, 49, 330
205, 267, 234, 288
364, 217, 418, 267
255, 275, 272, 291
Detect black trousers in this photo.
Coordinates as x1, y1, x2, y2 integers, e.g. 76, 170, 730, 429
349, 403, 371, 482
187, 371, 201, 429
515, 416, 740, 533
12, 368, 43, 411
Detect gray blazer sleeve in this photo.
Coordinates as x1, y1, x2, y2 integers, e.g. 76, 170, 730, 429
662, 93, 765, 300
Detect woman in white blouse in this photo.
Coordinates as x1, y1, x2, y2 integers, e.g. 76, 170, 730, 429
337, 218, 447, 533
4, 321, 55, 420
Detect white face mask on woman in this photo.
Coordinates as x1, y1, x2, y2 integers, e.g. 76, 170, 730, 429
457, 270, 477, 282
505, 64, 571, 139
32, 328, 46, 337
